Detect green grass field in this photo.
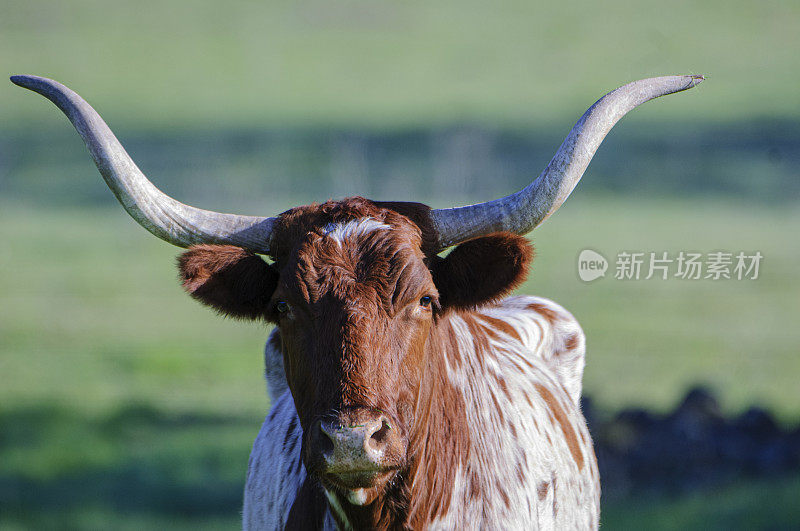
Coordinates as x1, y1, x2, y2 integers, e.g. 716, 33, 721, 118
3, 0, 799, 129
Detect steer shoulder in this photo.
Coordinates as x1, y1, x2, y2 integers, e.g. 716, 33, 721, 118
479, 295, 586, 405
438, 295, 598, 529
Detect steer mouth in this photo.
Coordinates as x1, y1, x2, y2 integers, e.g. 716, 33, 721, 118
324, 467, 400, 491
323, 467, 401, 506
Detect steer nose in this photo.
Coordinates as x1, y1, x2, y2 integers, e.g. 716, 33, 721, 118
311, 411, 394, 470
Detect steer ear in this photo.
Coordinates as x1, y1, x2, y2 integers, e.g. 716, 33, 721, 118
177, 244, 279, 320
431, 232, 533, 311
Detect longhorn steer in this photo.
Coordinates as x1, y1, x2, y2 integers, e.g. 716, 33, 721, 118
12, 74, 702, 529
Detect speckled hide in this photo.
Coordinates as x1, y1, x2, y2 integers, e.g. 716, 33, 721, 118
243, 296, 599, 530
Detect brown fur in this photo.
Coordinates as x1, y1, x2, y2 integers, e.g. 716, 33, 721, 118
564, 333, 580, 351
534, 384, 584, 471
432, 233, 533, 311
537, 480, 550, 501
272, 201, 434, 527
476, 313, 523, 342
526, 302, 561, 325
177, 245, 278, 320
406, 319, 472, 527
175, 197, 535, 528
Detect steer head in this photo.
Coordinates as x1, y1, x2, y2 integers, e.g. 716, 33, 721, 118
176, 197, 532, 506
12, 72, 703, 525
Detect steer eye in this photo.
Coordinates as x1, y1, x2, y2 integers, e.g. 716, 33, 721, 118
419, 296, 432, 308
275, 301, 290, 314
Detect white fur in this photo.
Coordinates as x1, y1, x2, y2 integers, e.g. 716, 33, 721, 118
322, 218, 390, 245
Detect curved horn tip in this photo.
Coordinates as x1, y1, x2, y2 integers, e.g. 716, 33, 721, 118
10, 75, 64, 98
10, 75, 74, 98
10, 74, 44, 88
685, 74, 705, 88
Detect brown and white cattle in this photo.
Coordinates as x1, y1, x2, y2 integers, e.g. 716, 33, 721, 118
13, 73, 702, 529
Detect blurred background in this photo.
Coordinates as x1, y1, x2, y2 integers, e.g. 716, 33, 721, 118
1, 0, 799, 529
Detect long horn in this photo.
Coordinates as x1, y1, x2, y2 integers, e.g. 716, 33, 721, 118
430, 75, 704, 250
11, 75, 276, 253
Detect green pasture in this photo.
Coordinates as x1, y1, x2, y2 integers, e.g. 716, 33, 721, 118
3, 0, 799, 129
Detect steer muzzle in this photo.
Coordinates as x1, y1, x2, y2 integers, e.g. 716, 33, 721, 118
308, 408, 405, 494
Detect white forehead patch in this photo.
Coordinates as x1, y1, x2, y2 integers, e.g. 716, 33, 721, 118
322, 217, 391, 245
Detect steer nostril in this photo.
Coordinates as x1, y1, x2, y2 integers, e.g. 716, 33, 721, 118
366, 418, 391, 452
314, 421, 335, 458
